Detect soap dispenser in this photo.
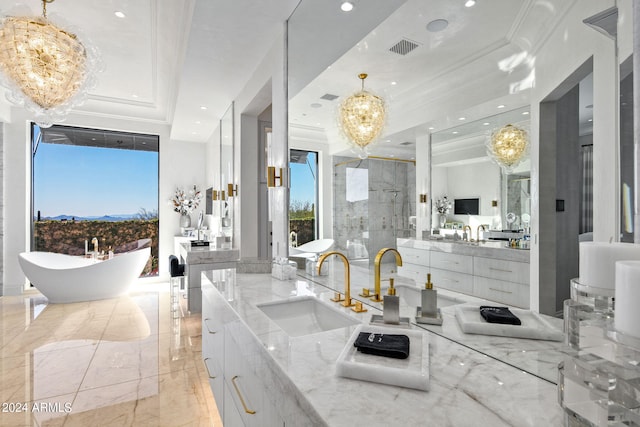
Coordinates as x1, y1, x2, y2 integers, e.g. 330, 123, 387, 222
416, 273, 443, 325
383, 278, 400, 324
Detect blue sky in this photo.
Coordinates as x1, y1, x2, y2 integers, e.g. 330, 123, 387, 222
34, 143, 158, 217
289, 152, 317, 206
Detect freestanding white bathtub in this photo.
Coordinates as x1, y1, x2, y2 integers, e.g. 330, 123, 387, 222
18, 247, 151, 303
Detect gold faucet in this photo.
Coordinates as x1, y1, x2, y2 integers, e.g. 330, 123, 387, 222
477, 224, 486, 242
317, 251, 358, 309
463, 225, 472, 241
373, 248, 403, 303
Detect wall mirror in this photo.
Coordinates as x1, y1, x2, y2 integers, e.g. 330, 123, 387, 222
431, 106, 530, 233
220, 102, 234, 243
287, 0, 629, 384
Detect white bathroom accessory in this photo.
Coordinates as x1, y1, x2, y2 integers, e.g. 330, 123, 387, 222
615, 261, 640, 339
579, 242, 640, 290
18, 247, 150, 303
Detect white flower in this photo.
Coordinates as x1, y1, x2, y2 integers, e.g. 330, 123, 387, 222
170, 185, 202, 215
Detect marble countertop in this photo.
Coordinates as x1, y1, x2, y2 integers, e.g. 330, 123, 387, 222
300, 265, 573, 384
202, 270, 564, 426
178, 243, 239, 264
397, 237, 530, 263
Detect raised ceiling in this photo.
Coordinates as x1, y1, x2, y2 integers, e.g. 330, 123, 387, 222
288, 0, 595, 159
0, 0, 299, 141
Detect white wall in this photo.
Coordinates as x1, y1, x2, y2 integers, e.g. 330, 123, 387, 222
528, 0, 619, 311
1, 108, 207, 294
444, 161, 501, 223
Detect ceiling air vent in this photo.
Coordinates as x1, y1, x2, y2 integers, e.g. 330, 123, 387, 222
320, 93, 339, 101
389, 38, 420, 56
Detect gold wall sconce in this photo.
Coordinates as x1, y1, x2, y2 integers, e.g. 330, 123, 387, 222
267, 166, 283, 187
212, 190, 226, 201
227, 184, 238, 197
419, 194, 428, 203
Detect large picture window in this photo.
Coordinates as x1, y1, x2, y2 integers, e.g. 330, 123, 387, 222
31, 124, 159, 276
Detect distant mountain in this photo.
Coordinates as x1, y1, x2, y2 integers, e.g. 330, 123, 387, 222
40, 214, 139, 222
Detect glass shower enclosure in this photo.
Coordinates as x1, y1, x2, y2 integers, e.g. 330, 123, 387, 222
333, 156, 416, 267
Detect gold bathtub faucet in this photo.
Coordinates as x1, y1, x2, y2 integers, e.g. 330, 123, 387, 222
317, 251, 355, 308
373, 248, 403, 303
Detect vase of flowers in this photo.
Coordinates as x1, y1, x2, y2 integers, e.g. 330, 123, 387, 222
435, 196, 452, 228
171, 185, 202, 228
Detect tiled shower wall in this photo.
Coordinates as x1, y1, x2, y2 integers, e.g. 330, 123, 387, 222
333, 156, 416, 264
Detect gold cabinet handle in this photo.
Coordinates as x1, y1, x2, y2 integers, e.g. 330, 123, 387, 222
203, 358, 216, 379
203, 318, 217, 334
489, 287, 513, 294
231, 375, 256, 414
489, 267, 513, 273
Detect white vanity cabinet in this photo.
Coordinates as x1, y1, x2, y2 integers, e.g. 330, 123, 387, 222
473, 257, 530, 308
202, 281, 285, 427
396, 239, 530, 307
398, 246, 430, 285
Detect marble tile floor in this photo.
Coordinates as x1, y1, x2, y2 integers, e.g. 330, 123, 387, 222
0, 282, 222, 426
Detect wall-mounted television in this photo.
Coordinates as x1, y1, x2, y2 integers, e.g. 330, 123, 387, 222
454, 198, 479, 215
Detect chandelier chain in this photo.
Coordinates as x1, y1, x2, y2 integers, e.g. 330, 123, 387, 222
42, 0, 54, 19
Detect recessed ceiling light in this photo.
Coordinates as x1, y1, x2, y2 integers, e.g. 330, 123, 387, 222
310, 103, 322, 108
458, 117, 466, 121
340, 2, 354, 12
385, 139, 391, 142
200, 106, 207, 110
428, 127, 435, 130
195, 120, 201, 124
497, 104, 505, 109
131, 94, 138, 98
588, 118, 593, 122
483, 122, 490, 125
410, 157, 415, 160
391, 81, 397, 85
114, 11, 126, 18
522, 111, 530, 115
390, 154, 395, 157
465, 0, 476, 7
453, 131, 459, 134
426, 19, 449, 33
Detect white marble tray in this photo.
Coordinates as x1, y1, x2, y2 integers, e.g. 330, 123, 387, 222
335, 324, 429, 391
454, 305, 564, 341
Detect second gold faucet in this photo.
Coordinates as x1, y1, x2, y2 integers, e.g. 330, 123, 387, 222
372, 248, 403, 302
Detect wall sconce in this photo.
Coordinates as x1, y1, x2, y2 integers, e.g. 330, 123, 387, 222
227, 183, 238, 197
419, 194, 428, 203
492, 200, 498, 207
267, 166, 283, 187
212, 190, 226, 201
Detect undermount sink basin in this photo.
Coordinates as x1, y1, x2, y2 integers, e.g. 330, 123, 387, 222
381, 283, 464, 308
257, 296, 361, 337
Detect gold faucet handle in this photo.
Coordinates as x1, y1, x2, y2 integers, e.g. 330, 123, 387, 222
330, 292, 345, 302
341, 297, 355, 308
370, 294, 383, 303
359, 288, 372, 297
352, 300, 367, 313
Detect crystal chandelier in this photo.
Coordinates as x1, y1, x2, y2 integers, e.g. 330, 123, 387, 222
0, 0, 100, 127
487, 124, 529, 173
339, 73, 386, 159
